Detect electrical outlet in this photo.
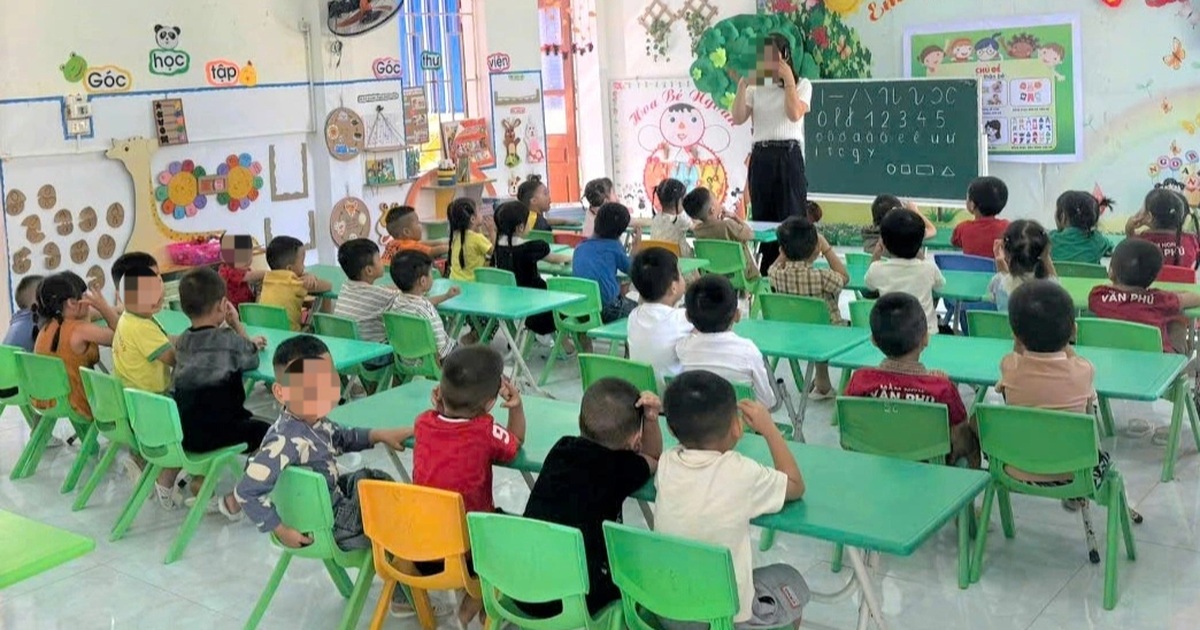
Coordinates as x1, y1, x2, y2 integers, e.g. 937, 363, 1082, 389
68, 103, 92, 119
67, 118, 91, 136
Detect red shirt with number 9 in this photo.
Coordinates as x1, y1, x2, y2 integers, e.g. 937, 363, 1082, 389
413, 410, 520, 513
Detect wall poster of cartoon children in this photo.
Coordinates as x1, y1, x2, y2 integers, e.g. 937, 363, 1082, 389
489, 70, 549, 198
609, 78, 753, 215
903, 13, 1083, 163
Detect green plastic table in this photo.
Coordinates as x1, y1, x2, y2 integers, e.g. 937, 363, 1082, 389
924, 230, 955, 251
329, 379, 988, 628
828, 334, 1193, 481
155, 312, 392, 384
816, 262, 992, 302
0, 510, 95, 589
587, 318, 869, 441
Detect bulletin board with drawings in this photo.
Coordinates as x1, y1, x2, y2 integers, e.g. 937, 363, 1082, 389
490, 71, 549, 198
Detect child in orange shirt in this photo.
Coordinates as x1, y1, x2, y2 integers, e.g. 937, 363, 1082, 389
382, 205, 449, 264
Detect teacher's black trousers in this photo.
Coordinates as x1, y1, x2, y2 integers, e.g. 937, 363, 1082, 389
748, 140, 808, 275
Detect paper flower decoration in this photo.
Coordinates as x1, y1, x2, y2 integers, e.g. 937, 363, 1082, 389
155, 160, 208, 220
216, 153, 264, 212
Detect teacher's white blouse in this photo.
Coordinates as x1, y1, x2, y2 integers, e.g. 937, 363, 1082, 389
746, 78, 813, 143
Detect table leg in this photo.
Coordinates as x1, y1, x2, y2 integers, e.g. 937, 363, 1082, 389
385, 447, 411, 483
846, 548, 889, 630
521, 471, 536, 491
1161, 378, 1187, 482
792, 362, 817, 441
498, 320, 555, 399
637, 500, 655, 528
957, 505, 971, 589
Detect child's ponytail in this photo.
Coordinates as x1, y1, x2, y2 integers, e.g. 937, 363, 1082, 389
31, 271, 86, 352
1146, 188, 1191, 266
1055, 191, 1100, 236
654, 178, 686, 216
447, 197, 476, 272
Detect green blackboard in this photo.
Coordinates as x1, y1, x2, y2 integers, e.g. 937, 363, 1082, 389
804, 78, 984, 205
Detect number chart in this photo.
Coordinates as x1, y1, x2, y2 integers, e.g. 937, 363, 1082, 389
804, 78, 984, 205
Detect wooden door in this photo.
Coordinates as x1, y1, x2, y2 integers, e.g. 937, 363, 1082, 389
538, 0, 580, 203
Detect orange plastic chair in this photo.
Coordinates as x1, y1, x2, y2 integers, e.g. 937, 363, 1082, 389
1158, 265, 1196, 283
358, 480, 482, 630
553, 232, 586, 248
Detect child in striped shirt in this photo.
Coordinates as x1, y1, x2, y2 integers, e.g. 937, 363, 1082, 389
389, 250, 460, 361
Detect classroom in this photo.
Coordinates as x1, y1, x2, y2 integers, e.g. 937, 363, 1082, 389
1, 0, 1199, 628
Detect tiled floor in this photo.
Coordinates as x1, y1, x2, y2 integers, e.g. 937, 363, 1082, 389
3, 343, 1200, 630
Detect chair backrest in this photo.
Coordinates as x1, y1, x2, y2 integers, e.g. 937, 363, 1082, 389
554, 232, 587, 248
153, 309, 191, 332
474, 268, 518, 287
123, 389, 188, 467
15, 352, 72, 418
423, 221, 450, 241
845, 252, 872, 267
579, 354, 657, 394
79, 367, 135, 446
848, 299, 875, 329
638, 239, 682, 256
836, 398, 951, 463
467, 512, 593, 629
311, 313, 360, 340
1159, 264, 1196, 283
0, 344, 27, 403
359, 480, 475, 591
1075, 317, 1162, 352
546, 277, 603, 331
758, 294, 831, 325
965, 310, 1013, 340
692, 239, 747, 279
934, 253, 997, 273
974, 404, 1100, 497
603, 522, 739, 630
382, 312, 438, 361
528, 230, 555, 245
270, 467, 340, 560
1054, 261, 1109, 279
239, 303, 292, 331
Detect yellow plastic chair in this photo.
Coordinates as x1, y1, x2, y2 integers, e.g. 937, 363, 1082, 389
359, 480, 483, 630
636, 240, 682, 256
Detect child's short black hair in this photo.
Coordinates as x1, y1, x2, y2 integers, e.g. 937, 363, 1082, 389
1110, 238, 1163, 288
805, 200, 823, 223
121, 263, 160, 293
583, 177, 613, 208
111, 251, 159, 286
594, 202, 631, 239
266, 236, 304, 270
390, 250, 433, 292
440, 346, 504, 413
273, 334, 330, 379
1008, 280, 1075, 353
630, 247, 681, 303
879, 207, 926, 259
14, 275, 43, 310
685, 274, 737, 333
663, 370, 737, 448
580, 377, 643, 449
223, 233, 254, 249
337, 238, 380, 281
968, 176, 1009, 217
871, 194, 903, 226
517, 177, 546, 206
681, 187, 713, 221
178, 267, 227, 318
385, 205, 418, 237
869, 292, 927, 358
776, 216, 818, 261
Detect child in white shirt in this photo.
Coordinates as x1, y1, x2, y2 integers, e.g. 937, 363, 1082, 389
656, 370, 808, 628
649, 178, 694, 257
865, 207, 946, 335
628, 248, 692, 381
676, 275, 777, 407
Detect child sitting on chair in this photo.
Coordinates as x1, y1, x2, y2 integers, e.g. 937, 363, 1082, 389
382, 205, 449, 264
492, 201, 572, 342
952, 176, 1010, 258
1125, 188, 1199, 270
413, 345, 526, 626
655, 370, 808, 629
447, 198, 495, 282
1049, 191, 1113, 264
219, 234, 265, 309
574, 202, 642, 323
260, 236, 332, 332
676, 275, 777, 407
1088, 238, 1200, 354
865, 208, 946, 337
389, 250, 460, 361
649, 178, 694, 257
684, 186, 758, 283
4, 275, 44, 351
628, 247, 691, 381
522, 378, 662, 617
988, 220, 1057, 311
844, 293, 978, 467
333, 238, 398, 371
33, 272, 118, 421
861, 195, 936, 253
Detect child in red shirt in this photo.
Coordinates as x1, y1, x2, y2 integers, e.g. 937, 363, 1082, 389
1088, 238, 1200, 353
952, 176, 1010, 258
1124, 188, 1200, 270
413, 344, 525, 626
844, 292, 978, 466
218, 234, 265, 308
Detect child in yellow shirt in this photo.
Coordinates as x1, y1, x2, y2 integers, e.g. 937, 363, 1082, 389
447, 198, 495, 281
259, 236, 333, 331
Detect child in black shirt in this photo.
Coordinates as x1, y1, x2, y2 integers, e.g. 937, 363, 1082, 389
492, 200, 571, 336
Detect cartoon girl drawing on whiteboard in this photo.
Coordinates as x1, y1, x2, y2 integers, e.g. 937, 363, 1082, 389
949, 38, 974, 62
919, 45, 945, 74
1038, 43, 1067, 80
974, 33, 1004, 62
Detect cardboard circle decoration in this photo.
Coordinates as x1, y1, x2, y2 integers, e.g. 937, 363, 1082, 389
38, 185, 57, 210
78, 206, 97, 232
6, 189, 26, 216
325, 107, 366, 161
327, 1, 404, 37
329, 196, 371, 246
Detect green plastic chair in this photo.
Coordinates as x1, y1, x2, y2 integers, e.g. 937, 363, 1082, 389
528, 230, 555, 245
423, 220, 450, 241
848, 299, 875, 329
971, 404, 1136, 610
244, 468, 376, 630
541, 277, 605, 386
966, 310, 1014, 340
468, 512, 623, 630
113, 390, 246, 564
239, 303, 292, 331
578, 354, 657, 395
10, 352, 98, 494
73, 368, 145, 512
382, 312, 442, 383
693, 239, 769, 318
603, 522, 745, 630
845, 252, 872, 266
758, 294, 829, 395
472, 269, 518, 342
312, 314, 395, 393
1055, 261, 1109, 279
0, 344, 37, 430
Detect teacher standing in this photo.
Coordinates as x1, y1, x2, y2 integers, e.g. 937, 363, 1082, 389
731, 33, 813, 275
